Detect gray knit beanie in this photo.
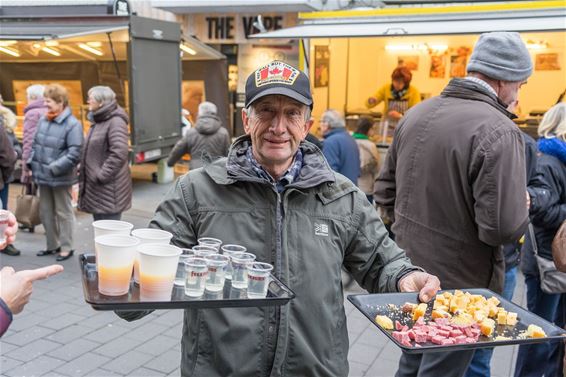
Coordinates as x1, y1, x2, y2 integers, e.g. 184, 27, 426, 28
467, 32, 533, 82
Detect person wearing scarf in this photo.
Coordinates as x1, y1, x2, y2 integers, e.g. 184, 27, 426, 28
365, 66, 421, 136
516, 102, 566, 377
30, 84, 83, 262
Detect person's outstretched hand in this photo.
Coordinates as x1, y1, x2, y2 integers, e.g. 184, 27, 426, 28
398, 271, 441, 303
0, 265, 64, 314
0, 212, 18, 250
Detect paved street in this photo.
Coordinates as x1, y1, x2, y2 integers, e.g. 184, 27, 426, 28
1, 169, 523, 377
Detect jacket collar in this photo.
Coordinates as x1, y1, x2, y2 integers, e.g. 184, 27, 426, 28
323, 127, 347, 139
51, 107, 73, 124
204, 135, 336, 191
24, 99, 47, 113
441, 78, 516, 119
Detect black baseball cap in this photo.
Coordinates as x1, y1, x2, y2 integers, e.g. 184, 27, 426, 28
245, 61, 313, 109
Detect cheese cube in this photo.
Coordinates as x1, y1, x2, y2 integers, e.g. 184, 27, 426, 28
480, 319, 495, 337
506, 312, 518, 326
375, 315, 394, 330
526, 324, 546, 338
412, 303, 427, 321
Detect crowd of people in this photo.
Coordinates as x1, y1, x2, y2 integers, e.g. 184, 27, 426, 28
0, 30, 564, 377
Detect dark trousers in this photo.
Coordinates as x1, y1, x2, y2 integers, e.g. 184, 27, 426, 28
396, 349, 475, 377
0, 184, 8, 210
514, 274, 565, 377
93, 213, 122, 221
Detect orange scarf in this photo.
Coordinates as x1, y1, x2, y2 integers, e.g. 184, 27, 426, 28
46, 110, 62, 121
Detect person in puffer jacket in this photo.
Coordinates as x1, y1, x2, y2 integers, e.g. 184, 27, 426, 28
167, 101, 230, 170
30, 84, 83, 262
78, 86, 131, 221
21, 85, 47, 185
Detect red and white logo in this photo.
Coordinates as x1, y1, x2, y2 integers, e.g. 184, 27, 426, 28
255, 61, 299, 88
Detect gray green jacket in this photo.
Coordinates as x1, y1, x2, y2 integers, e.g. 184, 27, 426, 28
118, 136, 418, 377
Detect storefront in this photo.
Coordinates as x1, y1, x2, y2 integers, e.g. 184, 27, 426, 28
251, 0, 566, 144
0, 1, 228, 163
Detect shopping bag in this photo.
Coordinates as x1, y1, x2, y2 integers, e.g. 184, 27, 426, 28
14, 184, 41, 228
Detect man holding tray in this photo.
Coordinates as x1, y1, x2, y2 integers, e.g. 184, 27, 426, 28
116, 60, 440, 376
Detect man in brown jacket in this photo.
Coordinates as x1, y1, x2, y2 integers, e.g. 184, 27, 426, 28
375, 32, 532, 377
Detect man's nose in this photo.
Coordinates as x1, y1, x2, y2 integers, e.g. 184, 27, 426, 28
270, 114, 286, 134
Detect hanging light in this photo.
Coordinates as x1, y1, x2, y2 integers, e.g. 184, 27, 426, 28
0, 46, 20, 57
526, 40, 548, 50
78, 43, 104, 56
180, 43, 197, 55
385, 44, 428, 52
42, 46, 61, 56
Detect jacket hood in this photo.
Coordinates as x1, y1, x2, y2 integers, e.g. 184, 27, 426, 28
89, 101, 129, 124
204, 135, 336, 190
24, 99, 47, 113
441, 78, 516, 119
195, 114, 222, 135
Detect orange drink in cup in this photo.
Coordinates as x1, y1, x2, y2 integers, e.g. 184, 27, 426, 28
95, 235, 140, 296
92, 220, 134, 268
131, 229, 173, 285
138, 244, 182, 301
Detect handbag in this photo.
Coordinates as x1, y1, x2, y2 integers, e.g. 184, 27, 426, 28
529, 223, 566, 294
552, 221, 566, 272
14, 183, 41, 228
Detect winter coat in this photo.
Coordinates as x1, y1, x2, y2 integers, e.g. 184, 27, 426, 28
375, 78, 529, 293
322, 127, 361, 185
0, 126, 16, 191
30, 107, 83, 187
521, 138, 566, 275
117, 136, 419, 377
167, 114, 230, 170
503, 133, 538, 270
78, 101, 132, 215
21, 99, 48, 183
353, 134, 380, 194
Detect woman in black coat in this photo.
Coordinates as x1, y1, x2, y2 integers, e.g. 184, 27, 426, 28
516, 102, 566, 377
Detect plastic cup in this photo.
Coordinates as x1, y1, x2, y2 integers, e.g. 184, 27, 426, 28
92, 220, 133, 267
92, 220, 134, 238
230, 252, 256, 289
204, 254, 229, 292
174, 249, 194, 286
247, 262, 274, 298
95, 235, 140, 296
131, 228, 173, 284
184, 257, 208, 297
198, 237, 222, 250
137, 244, 182, 301
191, 245, 217, 258
0, 210, 9, 244
220, 244, 247, 280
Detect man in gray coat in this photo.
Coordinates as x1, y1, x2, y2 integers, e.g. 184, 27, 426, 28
118, 60, 440, 377
374, 32, 532, 377
167, 101, 230, 170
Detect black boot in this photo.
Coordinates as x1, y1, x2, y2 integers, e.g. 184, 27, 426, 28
2, 244, 21, 256
37, 247, 61, 256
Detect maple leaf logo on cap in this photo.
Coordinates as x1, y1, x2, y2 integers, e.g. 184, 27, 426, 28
255, 61, 299, 88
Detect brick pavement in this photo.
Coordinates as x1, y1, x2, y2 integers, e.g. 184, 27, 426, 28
0, 179, 523, 376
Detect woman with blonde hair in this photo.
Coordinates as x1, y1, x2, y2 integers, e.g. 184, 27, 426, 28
30, 84, 83, 262
515, 102, 566, 376
78, 86, 131, 221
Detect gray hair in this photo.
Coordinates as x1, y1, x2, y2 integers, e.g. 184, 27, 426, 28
538, 102, 566, 142
321, 109, 345, 129
244, 104, 311, 121
198, 101, 217, 116
88, 86, 116, 106
26, 84, 45, 101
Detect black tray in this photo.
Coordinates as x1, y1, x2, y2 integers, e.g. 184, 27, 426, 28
80, 253, 295, 310
348, 288, 566, 354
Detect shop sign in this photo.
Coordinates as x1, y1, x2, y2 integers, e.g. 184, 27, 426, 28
112, 0, 131, 16
187, 13, 297, 44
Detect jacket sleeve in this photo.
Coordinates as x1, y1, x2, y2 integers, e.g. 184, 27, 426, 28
374, 135, 398, 221
49, 121, 83, 177
0, 127, 16, 185
365, 84, 387, 109
97, 119, 129, 184
223, 130, 231, 157
523, 134, 538, 184
343, 190, 421, 293
0, 297, 13, 337
528, 162, 566, 231
408, 86, 422, 108
472, 129, 529, 246
322, 138, 341, 172
116, 177, 197, 322
167, 136, 189, 167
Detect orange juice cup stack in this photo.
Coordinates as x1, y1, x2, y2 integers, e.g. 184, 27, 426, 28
131, 229, 173, 285
138, 244, 182, 301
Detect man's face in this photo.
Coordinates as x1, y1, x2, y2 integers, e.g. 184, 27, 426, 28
497, 80, 527, 109
242, 95, 312, 172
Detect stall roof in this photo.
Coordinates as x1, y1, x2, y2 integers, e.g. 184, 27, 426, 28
250, 1, 566, 38
152, 0, 324, 14
0, 16, 130, 40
